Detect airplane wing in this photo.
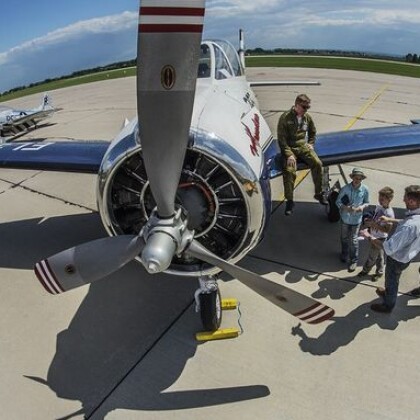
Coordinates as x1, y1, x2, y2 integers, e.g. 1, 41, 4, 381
267, 123, 420, 178
0, 140, 109, 173
316, 123, 420, 165
1, 124, 419, 176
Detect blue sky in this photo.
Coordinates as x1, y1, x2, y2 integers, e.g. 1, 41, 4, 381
1, 0, 420, 93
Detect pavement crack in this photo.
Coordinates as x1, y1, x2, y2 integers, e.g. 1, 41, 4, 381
22, 184, 96, 211
355, 164, 420, 179
0, 178, 96, 212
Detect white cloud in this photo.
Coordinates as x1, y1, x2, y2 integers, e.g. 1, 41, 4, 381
0, 11, 137, 65
0, 11, 137, 92
208, 0, 283, 16
204, 1, 420, 54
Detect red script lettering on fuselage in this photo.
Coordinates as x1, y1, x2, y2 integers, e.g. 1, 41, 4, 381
243, 113, 260, 156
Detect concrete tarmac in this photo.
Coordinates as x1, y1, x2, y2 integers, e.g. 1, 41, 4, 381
0, 69, 419, 420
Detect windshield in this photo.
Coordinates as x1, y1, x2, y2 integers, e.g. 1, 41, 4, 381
214, 39, 243, 77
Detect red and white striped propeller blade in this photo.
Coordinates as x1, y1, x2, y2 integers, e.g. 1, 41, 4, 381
188, 240, 335, 324
137, 0, 205, 218
34, 236, 145, 294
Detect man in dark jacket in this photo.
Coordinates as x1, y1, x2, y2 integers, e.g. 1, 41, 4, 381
277, 94, 327, 215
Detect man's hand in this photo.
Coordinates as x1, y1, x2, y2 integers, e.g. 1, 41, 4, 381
286, 155, 296, 169
307, 143, 314, 150
359, 229, 370, 239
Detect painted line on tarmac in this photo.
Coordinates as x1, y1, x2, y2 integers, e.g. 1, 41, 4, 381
343, 83, 389, 130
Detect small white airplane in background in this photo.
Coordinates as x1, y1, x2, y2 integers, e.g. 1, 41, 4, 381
0, 0, 419, 332
0, 93, 55, 141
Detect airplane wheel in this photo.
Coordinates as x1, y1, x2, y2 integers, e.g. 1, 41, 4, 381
326, 190, 340, 223
199, 289, 222, 331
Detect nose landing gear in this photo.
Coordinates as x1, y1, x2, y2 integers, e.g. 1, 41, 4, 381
194, 275, 240, 341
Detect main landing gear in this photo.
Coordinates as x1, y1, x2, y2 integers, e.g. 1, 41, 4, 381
322, 167, 341, 223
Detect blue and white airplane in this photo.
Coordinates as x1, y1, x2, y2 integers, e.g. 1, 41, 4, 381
0, 93, 55, 141
0, 0, 419, 331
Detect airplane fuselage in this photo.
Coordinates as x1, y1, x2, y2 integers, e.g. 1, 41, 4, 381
97, 40, 275, 277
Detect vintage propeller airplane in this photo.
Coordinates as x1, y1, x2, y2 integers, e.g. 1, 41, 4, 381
0, 0, 420, 332
0, 93, 55, 141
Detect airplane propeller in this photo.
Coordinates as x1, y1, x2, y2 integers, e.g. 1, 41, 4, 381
33, 0, 334, 325
135, 0, 205, 273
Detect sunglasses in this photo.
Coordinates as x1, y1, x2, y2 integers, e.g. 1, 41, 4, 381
300, 104, 310, 110
352, 177, 363, 181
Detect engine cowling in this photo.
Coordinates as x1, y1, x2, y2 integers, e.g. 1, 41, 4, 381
97, 121, 269, 276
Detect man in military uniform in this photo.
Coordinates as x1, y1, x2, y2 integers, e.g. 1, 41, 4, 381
277, 93, 327, 215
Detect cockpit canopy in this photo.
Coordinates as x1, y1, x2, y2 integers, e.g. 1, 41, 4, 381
198, 40, 244, 80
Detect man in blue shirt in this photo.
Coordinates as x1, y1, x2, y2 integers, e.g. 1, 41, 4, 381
361, 185, 420, 313
336, 168, 370, 272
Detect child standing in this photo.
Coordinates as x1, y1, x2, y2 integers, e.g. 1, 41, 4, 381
336, 168, 370, 272
358, 186, 395, 281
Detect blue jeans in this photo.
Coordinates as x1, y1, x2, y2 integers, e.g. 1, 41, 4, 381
382, 256, 410, 309
340, 222, 360, 264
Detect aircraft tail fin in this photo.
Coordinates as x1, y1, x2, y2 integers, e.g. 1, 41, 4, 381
121, 117, 130, 130
42, 93, 52, 110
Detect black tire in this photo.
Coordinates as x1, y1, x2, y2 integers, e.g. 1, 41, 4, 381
199, 288, 222, 331
326, 190, 340, 223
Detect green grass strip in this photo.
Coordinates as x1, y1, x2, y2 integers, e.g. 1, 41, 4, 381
245, 56, 420, 78
0, 67, 136, 102
1, 56, 419, 103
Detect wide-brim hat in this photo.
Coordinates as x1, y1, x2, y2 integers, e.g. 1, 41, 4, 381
349, 167, 366, 179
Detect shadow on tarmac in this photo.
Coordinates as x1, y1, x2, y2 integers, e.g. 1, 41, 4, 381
253, 200, 409, 292
26, 269, 269, 419
5, 213, 269, 419
5, 202, 416, 417
0, 212, 105, 269
291, 294, 420, 356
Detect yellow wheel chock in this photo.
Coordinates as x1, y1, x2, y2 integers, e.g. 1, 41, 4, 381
195, 298, 241, 342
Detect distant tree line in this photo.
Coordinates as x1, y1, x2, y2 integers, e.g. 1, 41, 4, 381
246, 47, 405, 61
405, 53, 420, 63
0, 58, 137, 97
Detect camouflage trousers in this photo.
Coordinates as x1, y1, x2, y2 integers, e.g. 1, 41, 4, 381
282, 144, 323, 201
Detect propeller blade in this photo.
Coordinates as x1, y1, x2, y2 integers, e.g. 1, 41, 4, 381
34, 236, 145, 294
137, 1, 206, 218
188, 241, 335, 324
